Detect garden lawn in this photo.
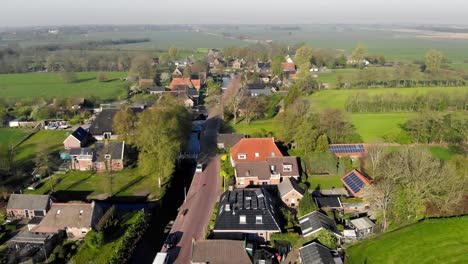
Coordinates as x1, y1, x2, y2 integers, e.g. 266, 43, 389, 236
0, 72, 128, 100
346, 216, 468, 264
13, 130, 68, 165
429, 146, 457, 160
0, 128, 29, 147
351, 113, 415, 142
306, 175, 343, 190
230, 120, 277, 136
24, 168, 161, 199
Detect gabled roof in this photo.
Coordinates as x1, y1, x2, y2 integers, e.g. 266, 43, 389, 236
314, 196, 342, 209
341, 170, 372, 197
350, 216, 375, 230
68, 127, 88, 143
230, 138, 283, 163
214, 188, 281, 232
298, 211, 340, 237
95, 141, 125, 161
32, 202, 100, 233
169, 78, 202, 90
191, 240, 251, 264
69, 148, 94, 157
266, 156, 300, 178
281, 62, 296, 72
89, 109, 118, 135
7, 194, 51, 211
278, 177, 304, 198
329, 144, 367, 157
148, 86, 166, 92
191, 79, 201, 89
236, 162, 272, 180
299, 242, 334, 264
217, 133, 245, 149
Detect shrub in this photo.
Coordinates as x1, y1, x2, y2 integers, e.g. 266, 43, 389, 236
298, 191, 317, 217
317, 229, 338, 249
271, 232, 300, 247
85, 231, 104, 249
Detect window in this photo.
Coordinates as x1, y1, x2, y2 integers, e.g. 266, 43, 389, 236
238, 154, 247, 159
239, 179, 245, 185
262, 182, 268, 185
283, 164, 293, 172
240, 215, 247, 224
255, 152, 260, 158
104, 154, 111, 160
256, 215, 263, 224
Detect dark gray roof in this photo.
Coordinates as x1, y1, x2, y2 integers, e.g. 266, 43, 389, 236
148, 86, 166, 92
70, 127, 88, 142
95, 142, 125, 161
299, 242, 334, 264
236, 162, 271, 180
298, 211, 340, 236
7, 194, 51, 211
89, 109, 118, 135
249, 89, 272, 96
246, 83, 267, 90
69, 148, 94, 156
191, 240, 251, 264
278, 177, 304, 198
314, 197, 342, 209
217, 133, 245, 149
214, 188, 281, 232
187, 88, 199, 97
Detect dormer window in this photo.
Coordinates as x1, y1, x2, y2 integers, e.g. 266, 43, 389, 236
256, 215, 263, 224
240, 215, 247, 224
238, 154, 246, 160
255, 153, 260, 158
283, 164, 293, 172
104, 154, 111, 160
271, 152, 276, 157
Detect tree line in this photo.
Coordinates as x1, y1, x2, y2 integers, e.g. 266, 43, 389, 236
345, 91, 468, 113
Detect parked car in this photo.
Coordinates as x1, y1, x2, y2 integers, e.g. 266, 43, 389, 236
164, 233, 177, 249
195, 163, 203, 173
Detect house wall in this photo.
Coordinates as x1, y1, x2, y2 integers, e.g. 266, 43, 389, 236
7, 209, 46, 219
63, 136, 80, 149
95, 160, 124, 172
71, 159, 93, 171
236, 177, 260, 188
281, 191, 303, 208
66, 227, 91, 240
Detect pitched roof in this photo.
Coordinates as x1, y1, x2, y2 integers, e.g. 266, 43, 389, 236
299, 242, 335, 264
89, 109, 118, 135
217, 133, 245, 149
69, 147, 94, 157
94, 141, 125, 161
341, 170, 372, 197
281, 62, 296, 72
266, 156, 299, 178
329, 144, 367, 158
191, 79, 201, 89
230, 138, 283, 163
191, 240, 251, 264
69, 127, 88, 142
298, 211, 340, 237
214, 188, 281, 232
169, 78, 194, 89
32, 202, 100, 233
236, 162, 272, 180
7, 194, 51, 211
350, 216, 375, 230
278, 177, 304, 198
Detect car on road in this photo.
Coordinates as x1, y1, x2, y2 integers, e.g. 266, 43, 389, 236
195, 163, 203, 173
163, 233, 177, 249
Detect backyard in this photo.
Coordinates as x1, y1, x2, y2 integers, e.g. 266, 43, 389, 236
345, 216, 468, 264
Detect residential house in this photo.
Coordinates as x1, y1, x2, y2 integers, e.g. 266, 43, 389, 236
148, 86, 166, 95
208, 48, 221, 58
7, 194, 53, 219
217, 133, 245, 149
346, 216, 375, 239
230, 138, 283, 166
341, 170, 372, 197
63, 127, 89, 149
278, 177, 304, 208
329, 144, 367, 160
281, 62, 296, 75
69, 142, 125, 172
299, 242, 335, 264
89, 109, 119, 140
213, 188, 281, 242
256, 62, 271, 73
162, 90, 195, 108
232, 59, 243, 69
298, 211, 341, 238
235, 156, 300, 187
138, 79, 155, 89
245, 83, 272, 97
69, 97, 86, 110
169, 78, 202, 91
32, 202, 102, 240
285, 55, 294, 64
191, 240, 251, 264
172, 67, 183, 78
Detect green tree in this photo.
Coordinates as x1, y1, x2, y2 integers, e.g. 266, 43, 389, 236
130, 55, 152, 79
168, 46, 179, 60
183, 65, 192, 78
113, 105, 137, 144
294, 45, 313, 66
34, 142, 52, 176
351, 43, 368, 63
271, 54, 284, 78
425, 49, 445, 73
97, 72, 107, 82
298, 191, 317, 217
315, 134, 329, 153
60, 70, 77, 83
317, 229, 338, 249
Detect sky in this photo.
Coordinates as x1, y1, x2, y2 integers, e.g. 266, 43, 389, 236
1, 0, 467, 27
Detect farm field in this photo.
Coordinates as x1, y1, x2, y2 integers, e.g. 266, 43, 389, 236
351, 113, 415, 142
24, 168, 160, 200
345, 216, 468, 264
0, 72, 128, 100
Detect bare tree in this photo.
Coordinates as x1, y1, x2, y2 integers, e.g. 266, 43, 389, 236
366, 144, 386, 177
223, 77, 245, 123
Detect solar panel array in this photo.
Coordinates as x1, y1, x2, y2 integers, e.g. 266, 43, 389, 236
343, 172, 366, 194
329, 144, 365, 154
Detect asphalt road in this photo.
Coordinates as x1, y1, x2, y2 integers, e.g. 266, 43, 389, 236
165, 113, 221, 264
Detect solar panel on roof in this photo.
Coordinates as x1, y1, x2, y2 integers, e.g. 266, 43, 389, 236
343, 172, 366, 194
330, 144, 365, 154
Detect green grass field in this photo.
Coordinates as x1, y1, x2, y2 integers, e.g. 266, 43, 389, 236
24, 168, 160, 199
0, 72, 128, 100
346, 216, 468, 264
307, 175, 343, 190
0, 128, 29, 148
351, 113, 415, 142
13, 130, 69, 164
229, 120, 277, 136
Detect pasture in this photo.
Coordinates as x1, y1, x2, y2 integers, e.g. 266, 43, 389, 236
0, 72, 128, 100
351, 113, 415, 142
13, 130, 69, 165
0, 128, 29, 148
345, 216, 468, 264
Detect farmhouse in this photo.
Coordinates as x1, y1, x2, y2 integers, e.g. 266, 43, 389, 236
69, 142, 125, 172
230, 138, 283, 166
7, 194, 53, 219
32, 202, 102, 240
63, 127, 89, 149
213, 188, 281, 242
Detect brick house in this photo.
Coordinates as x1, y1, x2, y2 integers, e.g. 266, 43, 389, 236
69, 142, 125, 172
63, 127, 89, 149
230, 138, 283, 167
278, 177, 304, 208
7, 194, 53, 219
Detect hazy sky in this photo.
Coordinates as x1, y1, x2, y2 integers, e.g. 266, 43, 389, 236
1, 0, 467, 27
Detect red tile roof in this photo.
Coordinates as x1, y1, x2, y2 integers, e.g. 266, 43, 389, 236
169, 78, 192, 89
191, 79, 201, 89
230, 138, 283, 164
282, 62, 296, 72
